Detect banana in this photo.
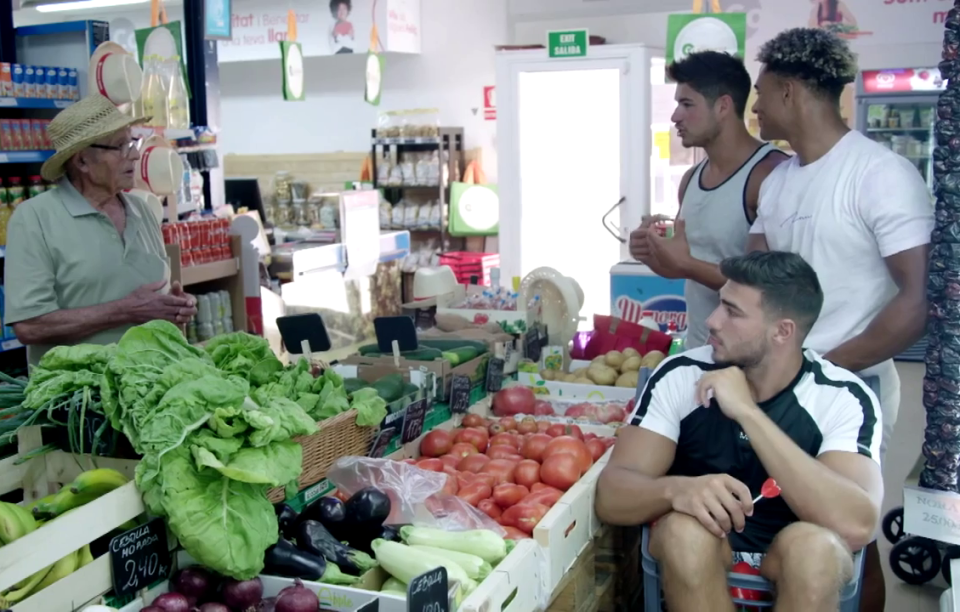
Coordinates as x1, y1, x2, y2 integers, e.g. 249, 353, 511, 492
68, 468, 128, 497
0, 565, 52, 607
0, 502, 36, 545
27, 494, 58, 520
33, 549, 79, 591
77, 544, 93, 569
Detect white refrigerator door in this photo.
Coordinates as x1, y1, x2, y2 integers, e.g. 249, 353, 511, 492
496, 44, 655, 322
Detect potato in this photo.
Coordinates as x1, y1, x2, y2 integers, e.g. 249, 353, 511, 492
620, 356, 642, 373
622, 347, 640, 359
574, 377, 592, 385
587, 364, 618, 386
604, 350, 625, 370
563, 373, 579, 383
616, 371, 640, 388
541, 369, 557, 381
572, 367, 589, 377
641, 350, 667, 369
592, 356, 606, 365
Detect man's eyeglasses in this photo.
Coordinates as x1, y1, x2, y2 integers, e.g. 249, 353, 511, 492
90, 137, 143, 154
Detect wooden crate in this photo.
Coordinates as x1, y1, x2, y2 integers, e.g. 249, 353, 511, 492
595, 525, 642, 612
547, 541, 598, 612
0, 427, 145, 612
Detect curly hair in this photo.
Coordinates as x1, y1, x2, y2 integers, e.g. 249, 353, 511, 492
756, 27, 857, 100
667, 51, 752, 118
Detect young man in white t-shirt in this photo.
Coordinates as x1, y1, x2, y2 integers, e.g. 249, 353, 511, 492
749, 27, 934, 611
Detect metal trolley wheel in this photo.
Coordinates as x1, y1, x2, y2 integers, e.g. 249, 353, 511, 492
890, 537, 942, 585
882, 507, 905, 544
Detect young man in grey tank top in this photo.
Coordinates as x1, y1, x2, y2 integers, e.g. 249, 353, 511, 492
630, 51, 788, 348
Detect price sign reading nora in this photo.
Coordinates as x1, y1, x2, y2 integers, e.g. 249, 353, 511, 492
109, 517, 171, 597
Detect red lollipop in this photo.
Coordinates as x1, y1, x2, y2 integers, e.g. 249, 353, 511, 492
752, 478, 781, 504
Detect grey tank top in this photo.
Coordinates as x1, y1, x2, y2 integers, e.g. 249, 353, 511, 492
679, 143, 779, 349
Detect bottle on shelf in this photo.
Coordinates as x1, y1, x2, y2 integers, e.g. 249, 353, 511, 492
141, 56, 169, 128
165, 56, 190, 131
666, 320, 685, 356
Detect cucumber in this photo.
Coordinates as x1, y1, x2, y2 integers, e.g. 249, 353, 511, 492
372, 373, 406, 403
357, 344, 443, 361
445, 346, 480, 365
344, 378, 371, 396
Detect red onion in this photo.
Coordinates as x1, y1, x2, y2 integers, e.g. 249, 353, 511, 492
275, 579, 320, 612
259, 597, 278, 612
151, 592, 192, 612
221, 576, 264, 612
171, 566, 217, 603
140, 607, 165, 612
198, 604, 231, 612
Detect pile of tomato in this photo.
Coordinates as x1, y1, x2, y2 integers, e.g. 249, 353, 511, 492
405, 414, 617, 540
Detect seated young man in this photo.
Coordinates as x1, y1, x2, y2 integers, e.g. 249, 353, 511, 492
595, 251, 883, 612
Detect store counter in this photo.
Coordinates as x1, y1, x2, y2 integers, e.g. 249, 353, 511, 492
610, 262, 687, 333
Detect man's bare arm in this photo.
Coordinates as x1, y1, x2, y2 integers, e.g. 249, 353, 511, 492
746, 233, 769, 252
738, 408, 882, 550
824, 245, 928, 372
14, 300, 134, 346
595, 426, 682, 526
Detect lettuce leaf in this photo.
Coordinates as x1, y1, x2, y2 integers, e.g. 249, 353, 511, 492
205, 333, 283, 387
242, 396, 318, 447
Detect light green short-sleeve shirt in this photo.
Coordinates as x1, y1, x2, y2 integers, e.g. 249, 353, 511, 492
4, 177, 169, 366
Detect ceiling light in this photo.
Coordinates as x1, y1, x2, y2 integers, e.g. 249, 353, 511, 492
35, 0, 149, 12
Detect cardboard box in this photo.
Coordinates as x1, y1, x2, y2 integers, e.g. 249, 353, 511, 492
342, 352, 489, 401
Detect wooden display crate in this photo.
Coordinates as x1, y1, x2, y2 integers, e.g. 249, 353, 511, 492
595, 525, 642, 612
546, 541, 597, 612
0, 427, 145, 612
459, 539, 543, 612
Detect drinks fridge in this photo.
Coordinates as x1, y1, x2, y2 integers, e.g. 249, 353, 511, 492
856, 66, 943, 361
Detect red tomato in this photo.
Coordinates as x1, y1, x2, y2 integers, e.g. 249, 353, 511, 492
440, 472, 459, 496
458, 454, 491, 473
462, 414, 487, 428
400, 458, 417, 465
531, 482, 552, 492
536, 420, 551, 433
471, 472, 496, 489
543, 436, 593, 473
490, 433, 520, 449
540, 454, 583, 491
501, 502, 549, 534
603, 437, 617, 448
501, 526, 531, 540
450, 443, 479, 459
502, 454, 525, 463
583, 433, 598, 441
514, 459, 541, 489
457, 483, 492, 506
493, 483, 530, 509
516, 416, 538, 435
457, 472, 476, 490
438, 454, 461, 469
487, 445, 521, 460
334, 489, 350, 502
585, 438, 607, 462
488, 422, 505, 436
533, 400, 555, 416
521, 433, 552, 462
456, 427, 490, 453
520, 486, 563, 508
416, 458, 444, 472
498, 416, 518, 431
480, 459, 518, 485
491, 386, 536, 417
546, 423, 584, 440
420, 430, 454, 457
478, 498, 502, 520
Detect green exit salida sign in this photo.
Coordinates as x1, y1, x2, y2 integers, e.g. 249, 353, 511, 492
548, 29, 588, 59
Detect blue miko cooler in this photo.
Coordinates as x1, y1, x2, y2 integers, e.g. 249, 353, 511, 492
609, 261, 687, 333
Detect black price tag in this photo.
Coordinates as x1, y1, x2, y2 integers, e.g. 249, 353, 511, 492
449, 375, 471, 415
486, 358, 505, 392
109, 517, 171, 598
524, 328, 541, 363
383, 407, 406, 431
406, 566, 449, 612
369, 426, 397, 458
401, 399, 428, 444
358, 598, 380, 612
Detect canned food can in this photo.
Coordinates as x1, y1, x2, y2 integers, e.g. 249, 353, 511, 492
219, 245, 231, 261
219, 218, 231, 245
161, 224, 175, 245
181, 248, 194, 267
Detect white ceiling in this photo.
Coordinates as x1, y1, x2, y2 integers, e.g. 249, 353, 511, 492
509, 0, 695, 20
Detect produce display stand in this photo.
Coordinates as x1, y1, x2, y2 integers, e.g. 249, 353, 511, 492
0, 428, 147, 612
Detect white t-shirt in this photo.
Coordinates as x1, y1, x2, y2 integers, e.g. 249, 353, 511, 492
751, 131, 933, 360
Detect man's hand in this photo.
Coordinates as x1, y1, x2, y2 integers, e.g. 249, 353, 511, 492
629, 215, 671, 261
645, 218, 692, 279
696, 367, 758, 421
671, 474, 754, 537
124, 280, 197, 325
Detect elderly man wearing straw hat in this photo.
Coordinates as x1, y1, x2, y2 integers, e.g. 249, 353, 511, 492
3, 94, 197, 366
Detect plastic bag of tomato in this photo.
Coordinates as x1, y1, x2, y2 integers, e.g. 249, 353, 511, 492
491, 386, 631, 425
415, 414, 617, 541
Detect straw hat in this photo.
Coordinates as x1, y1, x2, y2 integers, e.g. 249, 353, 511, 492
40, 94, 148, 182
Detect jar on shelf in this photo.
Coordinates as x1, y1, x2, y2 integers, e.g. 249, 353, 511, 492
319, 198, 339, 229
293, 199, 309, 227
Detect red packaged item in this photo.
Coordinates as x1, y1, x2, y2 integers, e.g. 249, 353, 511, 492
0, 120, 13, 151
8, 120, 23, 151
218, 218, 230, 245
41, 120, 52, 148
31, 120, 46, 150
18, 120, 34, 150
203, 247, 217, 263
181, 249, 194, 267
161, 223, 175, 245
220, 245, 231, 261
581, 315, 672, 361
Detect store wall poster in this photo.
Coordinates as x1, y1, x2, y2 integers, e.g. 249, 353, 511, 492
610, 274, 687, 332
204, 0, 232, 41
665, 12, 747, 68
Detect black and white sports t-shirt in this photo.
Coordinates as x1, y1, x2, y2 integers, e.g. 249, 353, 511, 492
630, 345, 882, 553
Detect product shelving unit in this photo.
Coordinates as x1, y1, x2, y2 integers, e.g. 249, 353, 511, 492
165, 233, 248, 332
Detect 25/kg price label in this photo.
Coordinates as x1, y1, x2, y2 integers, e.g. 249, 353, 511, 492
109, 517, 171, 597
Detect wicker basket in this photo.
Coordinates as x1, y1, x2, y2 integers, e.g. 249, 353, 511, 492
267, 408, 378, 502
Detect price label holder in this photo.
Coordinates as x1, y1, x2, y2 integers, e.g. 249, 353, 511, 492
486, 357, 505, 392
407, 566, 449, 612
277, 313, 332, 355
903, 485, 960, 546
368, 425, 397, 458
374, 316, 419, 354
525, 327, 542, 363
109, 517, 172, 598
358, 598, 380, 612
449, 375, 471, 414
401, 398, 428, 444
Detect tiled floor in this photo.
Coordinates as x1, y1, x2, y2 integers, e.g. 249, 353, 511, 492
881, 362, 945, 610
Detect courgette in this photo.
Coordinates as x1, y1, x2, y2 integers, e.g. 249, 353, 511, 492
371, 373, 405, 403
344, 378, 371, 396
